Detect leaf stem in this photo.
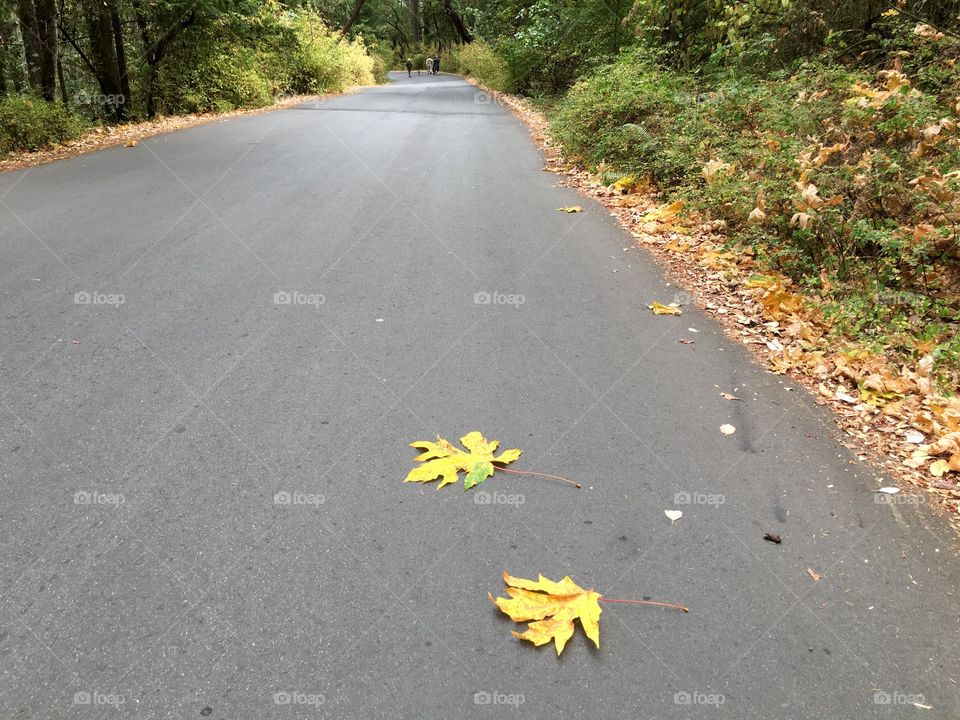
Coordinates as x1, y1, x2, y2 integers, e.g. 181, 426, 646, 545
600, 597, 689, 613
498, 467, 582, 488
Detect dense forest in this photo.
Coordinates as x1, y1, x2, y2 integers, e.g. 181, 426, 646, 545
2, 0, 959, 385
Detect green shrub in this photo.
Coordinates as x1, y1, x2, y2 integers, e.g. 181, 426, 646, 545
0, 97, 87, 154
155, 3, 379, 114
447, 40, 510, 92
550, 50, 960, 380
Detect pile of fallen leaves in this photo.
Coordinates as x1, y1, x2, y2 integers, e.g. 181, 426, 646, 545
471, 79, 960, 520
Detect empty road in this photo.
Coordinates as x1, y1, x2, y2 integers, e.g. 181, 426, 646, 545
1, 71, 959, 718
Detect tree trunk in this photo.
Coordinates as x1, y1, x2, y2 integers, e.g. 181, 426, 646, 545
410, 0, 420, 44
442, 0, 472, 43
85, 0, 124, 120
109, 5, 130, 110
0, 14, 12, 95
14, 0, 44, 93
342, 0, 365, 35
132, 0, 196, 117
33, 0, 57, 99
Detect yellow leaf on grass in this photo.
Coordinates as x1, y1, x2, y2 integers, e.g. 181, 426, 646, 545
404, 431, 521, 490
612, 175, 640, 194
557, 206, 582, 213
641, 200, 684, 222
648, 302, 683, 316
489, 572, 601, 655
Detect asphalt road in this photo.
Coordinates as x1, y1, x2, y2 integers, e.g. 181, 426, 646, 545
2, 71, 959, 719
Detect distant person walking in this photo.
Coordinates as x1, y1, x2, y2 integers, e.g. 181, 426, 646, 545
433, 55, 441, 75
425, 56, 434, 75
405, 58, 413, 77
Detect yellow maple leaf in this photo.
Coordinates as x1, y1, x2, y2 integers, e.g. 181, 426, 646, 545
641, 200, 684, 222
404, 431, 521, 490
489, 572, 601, 655
612, 175, 640, 193
648, 302, 683, 316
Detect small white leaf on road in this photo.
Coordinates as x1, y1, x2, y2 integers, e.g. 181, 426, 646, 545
719, 424, 736, 435
664, 510, 682, 524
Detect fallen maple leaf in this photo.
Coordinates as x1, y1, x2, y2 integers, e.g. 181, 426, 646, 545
490, 572, 601, 655
648, 302, 682, 316
490, 571, 687, 655
641, 200, 684, 222
405, 431, 521, 490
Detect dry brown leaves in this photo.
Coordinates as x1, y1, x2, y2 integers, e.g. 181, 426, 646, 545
469, 79, 960, 523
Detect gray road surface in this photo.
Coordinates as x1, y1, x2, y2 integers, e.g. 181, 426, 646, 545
1, 71, 959, 719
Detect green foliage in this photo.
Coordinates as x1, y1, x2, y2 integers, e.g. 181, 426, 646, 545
0, 96, 87, 154
551, 50, 960, 377
154, 3, 378, 115
446, 40, 509, 91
